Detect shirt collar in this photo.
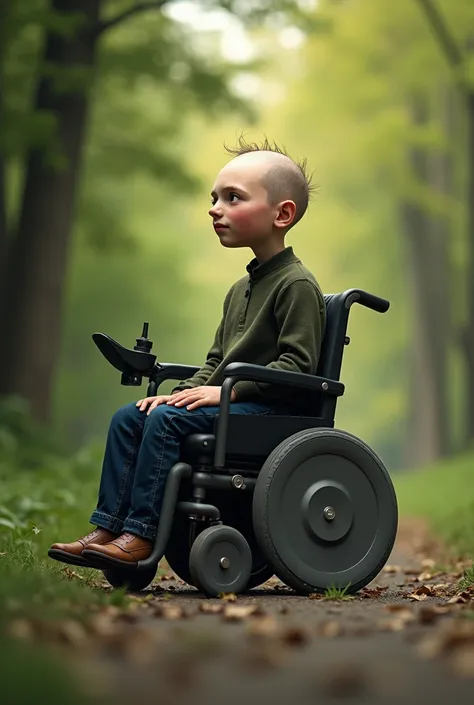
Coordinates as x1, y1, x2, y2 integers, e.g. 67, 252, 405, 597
246, 246, 298, 282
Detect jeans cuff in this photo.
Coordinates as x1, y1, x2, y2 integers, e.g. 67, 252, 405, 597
122, 518, 156, 540
89, 511, 124, 534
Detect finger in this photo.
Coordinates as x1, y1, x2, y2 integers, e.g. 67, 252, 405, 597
147, 399, 160, 415
175, 394, 201, 407
185, 399, 204, 410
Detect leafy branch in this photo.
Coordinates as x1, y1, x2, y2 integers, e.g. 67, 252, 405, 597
96, 1, 170, 36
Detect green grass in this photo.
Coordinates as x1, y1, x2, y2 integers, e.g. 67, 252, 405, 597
394, 448, 474, 561
323, 583, 353, 600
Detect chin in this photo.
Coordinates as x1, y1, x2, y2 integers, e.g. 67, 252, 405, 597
217, 234, 246, 249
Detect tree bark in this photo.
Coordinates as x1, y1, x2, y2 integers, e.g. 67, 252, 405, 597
413, 0, 474, 445
463, 93, 474, 443
0, 0, 11, 287
402, 93, 451, 467
0, 0, 101, 420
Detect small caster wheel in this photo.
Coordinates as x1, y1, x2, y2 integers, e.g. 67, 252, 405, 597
102, 565, 157, 592
189, 525, 252, 597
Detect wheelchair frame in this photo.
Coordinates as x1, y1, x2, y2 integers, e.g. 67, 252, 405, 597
90, 287, 392, 586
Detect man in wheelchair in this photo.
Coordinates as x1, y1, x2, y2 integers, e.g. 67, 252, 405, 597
49, 137, 397, 597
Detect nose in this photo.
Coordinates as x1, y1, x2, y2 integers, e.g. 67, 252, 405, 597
209, 202, 223, 219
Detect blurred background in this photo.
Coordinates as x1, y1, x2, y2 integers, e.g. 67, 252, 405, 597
1, 0, 474, 481
1, 3, 474, 699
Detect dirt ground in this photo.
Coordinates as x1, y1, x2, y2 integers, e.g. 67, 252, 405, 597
37, 517, 473, 705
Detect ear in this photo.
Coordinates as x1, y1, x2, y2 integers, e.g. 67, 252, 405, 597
274, 200, 297, 230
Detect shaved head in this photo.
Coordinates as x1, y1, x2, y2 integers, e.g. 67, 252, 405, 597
224, 136, 315, 229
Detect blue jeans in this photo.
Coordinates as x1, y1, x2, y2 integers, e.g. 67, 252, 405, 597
89, 399, 288, 540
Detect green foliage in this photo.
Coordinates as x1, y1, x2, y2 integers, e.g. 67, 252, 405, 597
394, 446, 474, 558
0, 399, 133, 623
323, 582, 353, 600
458, 564, 474, 591
0, 634, 98, 705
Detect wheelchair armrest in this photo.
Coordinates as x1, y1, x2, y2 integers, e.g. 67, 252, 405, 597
153, 363, 201, 382
222, 362, 345, 397
146, 363, 201, 395
213, 362, 344, 468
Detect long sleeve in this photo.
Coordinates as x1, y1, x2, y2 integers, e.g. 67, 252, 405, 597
170, 286, 233, 394
232, 279, 325, 402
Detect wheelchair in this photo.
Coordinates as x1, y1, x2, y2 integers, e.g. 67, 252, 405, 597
91, 288, 398, 597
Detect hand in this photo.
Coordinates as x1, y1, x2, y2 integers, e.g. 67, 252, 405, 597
166, 386, 237, 411
136, 395, 177, 415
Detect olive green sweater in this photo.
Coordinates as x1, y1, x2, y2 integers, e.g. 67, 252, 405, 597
171, 246, 326, 405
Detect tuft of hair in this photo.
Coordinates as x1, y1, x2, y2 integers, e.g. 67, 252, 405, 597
223, 134, 317, 229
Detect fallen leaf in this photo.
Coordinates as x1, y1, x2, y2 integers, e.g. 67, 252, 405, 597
61, 567, 85, 581
246, 615, 279, 638
383, 565, 401, 573
418, 572, 436, 581
199, 603, 223, 614
359, 586, 389, 599
384, 605, 414, 615
447, 594, 470, 605
153, 605, 187, 620
218, 593, 237, 602
222, 605, 257, 621
450, 645, 474, 678
280, 626, 309, 646
7, 619, 35, 641
418, 605, 450, 624
378, 618, 410, 632
316, 620, 344, 637
411, 594, 428, 601
56, 619, 89, 647
421, 558, 436, 569
414, 585, 435, 596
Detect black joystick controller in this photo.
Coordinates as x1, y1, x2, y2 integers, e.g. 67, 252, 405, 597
134, 322, 153, 354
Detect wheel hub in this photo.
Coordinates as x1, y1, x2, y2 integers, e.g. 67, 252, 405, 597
301, 480, 354, 542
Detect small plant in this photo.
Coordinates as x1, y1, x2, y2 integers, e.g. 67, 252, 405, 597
323, 582, 353, 600
458, 563, 474, 591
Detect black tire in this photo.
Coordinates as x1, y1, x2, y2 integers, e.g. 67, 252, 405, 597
189, 525, 252, 597
165, 491, 274, 590
102, 565, 157, 592
208, 490, 274, 590
252, 427, 398, 595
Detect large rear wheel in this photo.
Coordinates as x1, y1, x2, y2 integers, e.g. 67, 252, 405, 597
253, 428, 398, 595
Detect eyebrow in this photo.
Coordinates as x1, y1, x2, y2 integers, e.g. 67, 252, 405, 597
211, 185, 250, 198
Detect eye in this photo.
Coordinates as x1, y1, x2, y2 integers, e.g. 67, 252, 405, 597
229, 192, 240, 203
210, 196, 217, 205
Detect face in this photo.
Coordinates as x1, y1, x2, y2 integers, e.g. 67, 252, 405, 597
209, 157, 279, 249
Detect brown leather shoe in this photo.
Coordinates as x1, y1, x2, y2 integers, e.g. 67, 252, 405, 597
83, 532, 153, 569
48, 527, 119, 568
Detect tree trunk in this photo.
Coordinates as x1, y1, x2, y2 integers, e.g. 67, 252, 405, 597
0, 0, 11, 287
463, 92, 474, 445
402, 92, 451, 467
0, 0, 100, 421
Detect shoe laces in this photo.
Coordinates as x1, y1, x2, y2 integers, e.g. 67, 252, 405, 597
114, 532, 137, 547
83, 528, 102, 542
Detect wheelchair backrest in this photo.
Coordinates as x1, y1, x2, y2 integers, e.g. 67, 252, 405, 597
317, 293, 352, 382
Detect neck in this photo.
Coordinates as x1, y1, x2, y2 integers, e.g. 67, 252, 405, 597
251, 239, 286, 263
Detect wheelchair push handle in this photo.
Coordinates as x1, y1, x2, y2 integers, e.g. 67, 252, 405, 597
345, 289, 390, 314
